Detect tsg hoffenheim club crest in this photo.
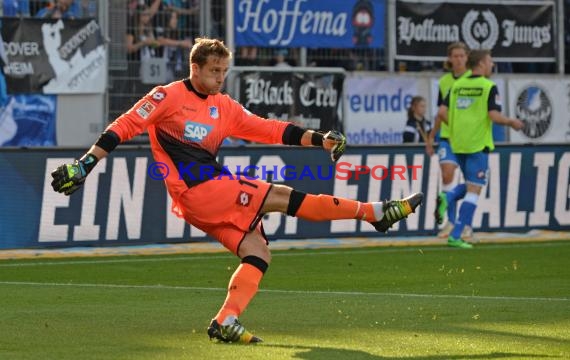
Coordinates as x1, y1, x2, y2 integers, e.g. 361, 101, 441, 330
209, 106, 219, 119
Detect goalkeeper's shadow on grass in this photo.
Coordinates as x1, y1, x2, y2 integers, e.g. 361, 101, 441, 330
447, 324, 566, 345
261, 345, 555, 360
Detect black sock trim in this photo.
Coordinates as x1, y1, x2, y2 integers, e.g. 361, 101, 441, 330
241, 255, 269, 274
287, 189, 307, 216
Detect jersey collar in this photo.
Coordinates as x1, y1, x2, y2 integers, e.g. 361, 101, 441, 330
184, 78, 209, 100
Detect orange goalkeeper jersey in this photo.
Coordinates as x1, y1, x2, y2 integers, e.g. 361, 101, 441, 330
106, 78, 290, 205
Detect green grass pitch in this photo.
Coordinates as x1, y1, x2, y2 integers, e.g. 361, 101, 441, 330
0, 241, 569, 359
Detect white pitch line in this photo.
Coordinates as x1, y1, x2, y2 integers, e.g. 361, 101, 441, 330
0, 281, 568, 302
0, 241, 568, 268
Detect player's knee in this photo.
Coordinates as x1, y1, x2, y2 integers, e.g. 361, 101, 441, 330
249, 243, 271, 265
238, 233, 272, 264
466, 184, 483, 195
442, 174, 453, 184
441, 166, 456, 184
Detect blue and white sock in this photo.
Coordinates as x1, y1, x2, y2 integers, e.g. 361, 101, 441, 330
446, 183, 467, 223
450, 192, 477, 240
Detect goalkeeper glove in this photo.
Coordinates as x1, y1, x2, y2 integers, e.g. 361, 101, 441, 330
323, 130, 346, 162
51, 154, 98, 195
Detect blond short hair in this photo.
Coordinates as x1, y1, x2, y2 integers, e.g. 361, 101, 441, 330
190, 38, 232, 68
443, 42, 469, 71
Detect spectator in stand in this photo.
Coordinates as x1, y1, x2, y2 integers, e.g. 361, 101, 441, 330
235, 47, 259, 66
126, 3, 161, 60
72, 0, 97, 18
3, 0, 31, 17
128, 0, 161, 18
151, 3, 193, 82
125, 2, 191, 96
153, 6, 192, 50
108, 0, 161, 123
270, 49, 293, 68
160, 0, 199, 78
30, 1, 50, 16
125, 2, 161, 100
403, 96, 432, 143
162, 0, 199, 38
35, 0, 76, 19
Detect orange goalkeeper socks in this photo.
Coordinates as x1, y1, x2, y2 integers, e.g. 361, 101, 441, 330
295, 194, 382, 222
215, 263, 263, 323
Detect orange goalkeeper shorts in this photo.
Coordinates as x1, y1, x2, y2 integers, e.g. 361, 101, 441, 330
175, 177, 272, 255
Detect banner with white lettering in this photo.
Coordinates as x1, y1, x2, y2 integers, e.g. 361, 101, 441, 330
395, 0, 555, 62
1, 144, 569, 249
344, 74, 420, 144
1, 18, 106, 94
234, 0, 385, 48
236, 69, 345, 131
508, 78, 570, 143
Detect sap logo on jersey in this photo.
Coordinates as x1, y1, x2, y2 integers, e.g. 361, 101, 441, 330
184, 121, 212, 142
456, 97, 474, 109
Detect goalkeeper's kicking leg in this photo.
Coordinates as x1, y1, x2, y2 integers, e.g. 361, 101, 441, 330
265, 185, 423, 233
205, 184, 422, 344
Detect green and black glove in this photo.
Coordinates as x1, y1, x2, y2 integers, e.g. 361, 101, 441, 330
51, 154, 98, 195
323, 130, 346, 162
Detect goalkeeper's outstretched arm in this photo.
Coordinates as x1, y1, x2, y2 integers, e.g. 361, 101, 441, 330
51, 130, 119, 196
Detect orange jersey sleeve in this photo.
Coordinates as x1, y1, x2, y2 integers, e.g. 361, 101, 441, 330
222, 96, 291, 144
106, 86, 177, 142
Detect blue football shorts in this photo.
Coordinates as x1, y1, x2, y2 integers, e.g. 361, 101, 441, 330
437, 139, 458, 166
456, 152, 489, 186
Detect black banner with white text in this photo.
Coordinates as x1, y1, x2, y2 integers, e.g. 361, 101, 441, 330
394, 0, 555, 62
236, 69, 345, 132
1, 18, 106, 94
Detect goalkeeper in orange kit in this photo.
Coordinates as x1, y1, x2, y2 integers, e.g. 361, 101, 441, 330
51, 37, 423, 344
